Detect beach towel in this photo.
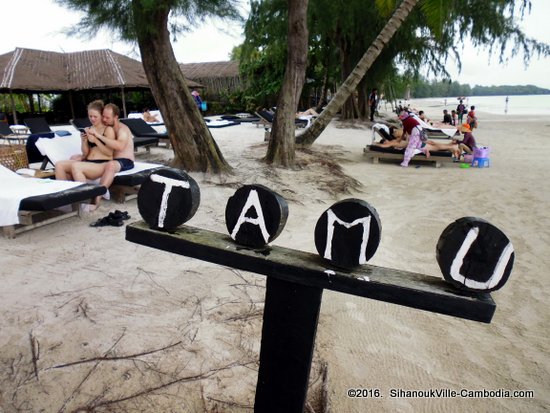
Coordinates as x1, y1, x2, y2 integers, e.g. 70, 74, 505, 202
412, 115, 457, 138
0, 165, 82, 226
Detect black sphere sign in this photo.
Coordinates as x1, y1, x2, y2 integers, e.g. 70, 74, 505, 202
314, 199, 381, 269
225, 185, 288, 248
436, 217, 514, 292
138, 168, 200, 231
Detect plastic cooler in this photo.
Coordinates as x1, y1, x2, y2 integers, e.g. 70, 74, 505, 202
472, 146, 490, 168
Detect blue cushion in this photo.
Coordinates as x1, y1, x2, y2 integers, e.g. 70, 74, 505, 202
55, 130, 72, 137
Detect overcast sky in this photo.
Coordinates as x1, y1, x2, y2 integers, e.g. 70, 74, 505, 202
2, 0, 550, 89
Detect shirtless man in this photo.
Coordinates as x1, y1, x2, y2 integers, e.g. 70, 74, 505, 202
97, 103, 134, 205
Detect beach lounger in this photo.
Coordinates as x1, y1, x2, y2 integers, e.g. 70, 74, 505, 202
24, 117, 54, 134
0, 123, 26, 145
33, 134, 164, 202
120, 118, 168, 147
0, 164, 106, 238
255, 110, 308, 129
412, 115, 458, 139
0, 122, 15, 137
220, 113, 261, 123
204, 119, 240, 128
128, 111, 165, 126
366, 123, 455, 167
363, 145, 454, 168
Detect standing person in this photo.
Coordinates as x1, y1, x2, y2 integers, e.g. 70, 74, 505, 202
457, 99, 466, 124
398, 111, 424, 167
369, 88, 378, 122
505, 96, 509, 114
451, 110, 458, 126
191, 90, 203, 109
467, 106, 478, 129
55, 100, 115, 181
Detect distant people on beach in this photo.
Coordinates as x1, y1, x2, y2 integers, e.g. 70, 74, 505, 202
453, 123, 477, 154
191, 90, 203, 109
451, 110, 458, 126
296, 108, 319, 117
398, 111, 460, 167
372, 126, 406, 149
442, 109, 452, 125
418, 110, 430, 124
369, 88, 378, 122
143, 108, 159, 123
457, 100, 466, 124
505, 96, 509, 114
467, 106, 478, 129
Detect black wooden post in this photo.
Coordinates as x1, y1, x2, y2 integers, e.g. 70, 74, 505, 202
255, 278, 323, 413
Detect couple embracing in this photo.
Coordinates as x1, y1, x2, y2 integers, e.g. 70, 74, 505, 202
55, 100, 135, 209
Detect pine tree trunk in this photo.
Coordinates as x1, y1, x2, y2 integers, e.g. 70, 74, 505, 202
132, 2, 231, 173
296, 0, 419, 146
264, 0, 309, 167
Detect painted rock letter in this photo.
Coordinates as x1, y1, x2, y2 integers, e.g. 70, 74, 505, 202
436, 217, 514, 292
138, 168, 200, 230
225, 185, 288, 248
314, 199, 381, 268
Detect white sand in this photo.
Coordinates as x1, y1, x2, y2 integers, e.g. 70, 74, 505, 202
1, 107, 549, 412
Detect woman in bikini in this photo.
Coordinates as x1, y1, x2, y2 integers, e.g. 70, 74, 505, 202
55, 100, 115, 182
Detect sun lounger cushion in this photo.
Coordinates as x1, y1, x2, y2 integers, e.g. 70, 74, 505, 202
19, 183, 106, 211
0, 164, 104, 226
220, 114, 261, 123
205, 120, 239, 128
35, 134, 81, 165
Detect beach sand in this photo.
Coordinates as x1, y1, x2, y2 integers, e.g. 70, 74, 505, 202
1, 105, 549, 412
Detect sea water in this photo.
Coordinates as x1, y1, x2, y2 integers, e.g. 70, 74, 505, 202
411, 94, 550, 116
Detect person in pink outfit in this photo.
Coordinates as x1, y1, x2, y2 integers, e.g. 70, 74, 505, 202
399, 111, 424, 167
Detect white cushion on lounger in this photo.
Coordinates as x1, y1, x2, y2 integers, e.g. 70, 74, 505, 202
0, 165, 82, 226
412, 115, 457, 137
35, 134, 81, 165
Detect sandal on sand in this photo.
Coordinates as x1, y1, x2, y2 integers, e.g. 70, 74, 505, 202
90, 215, 124, 227
112, 210, 131, 220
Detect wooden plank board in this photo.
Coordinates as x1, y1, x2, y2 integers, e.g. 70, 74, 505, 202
126, 222, 496, 323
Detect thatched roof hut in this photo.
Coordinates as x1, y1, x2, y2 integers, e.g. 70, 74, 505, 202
0, 47, 202, 92
0, 47, 202, 122
179, 61, 242, 96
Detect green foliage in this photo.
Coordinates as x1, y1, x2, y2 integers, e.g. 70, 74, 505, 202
471, 84, 550, 96
238, 0, 550, 111
404, 76, 550, 98
55, 0, 242, 42
239, 0, 289, 107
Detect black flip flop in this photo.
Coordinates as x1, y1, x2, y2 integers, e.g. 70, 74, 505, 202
90, 215, 124, 227
111, 210, 131, 220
